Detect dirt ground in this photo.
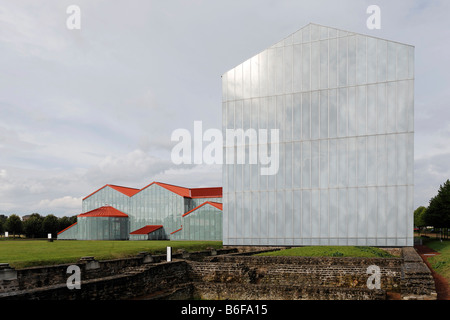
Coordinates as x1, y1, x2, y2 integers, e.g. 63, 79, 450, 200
414, 245, 450, 300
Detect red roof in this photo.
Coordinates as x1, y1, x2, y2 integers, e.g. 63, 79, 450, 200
82, 184, 140, 200
141, 182, 191, 197
83, 181, 222, 201
78, 206, 128, 218
170, 226, 183, 234
182, 201, 223, 217
190, 187, 223, 198
130, 225, 163, 235
57, 222, 78, 235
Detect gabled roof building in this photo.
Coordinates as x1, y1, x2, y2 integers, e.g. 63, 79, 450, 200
57, 182, 222, 240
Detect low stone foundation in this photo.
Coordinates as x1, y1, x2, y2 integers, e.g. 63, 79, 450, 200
0, 247, 437, 300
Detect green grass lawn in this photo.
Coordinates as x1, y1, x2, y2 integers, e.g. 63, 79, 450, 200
255, 246, 395, 258
424, 239, 450, 283
0, 239, 222, 269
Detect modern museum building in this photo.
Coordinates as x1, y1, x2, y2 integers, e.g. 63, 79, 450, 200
57, 182, 223, 241
222, 23, 414, 247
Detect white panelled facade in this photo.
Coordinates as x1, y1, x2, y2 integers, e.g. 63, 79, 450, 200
222, 23, 414, 246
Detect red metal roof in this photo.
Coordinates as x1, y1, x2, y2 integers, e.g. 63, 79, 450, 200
78, 206, 129, 218
82, 184, 140, 200
83, 181, 222, 201
182, 201, 223, 217
130, 225, 163, 235
108, 185, 140, 197
170, 226, 183, 234
190, 187, 223, 198
57, 222, 78, 235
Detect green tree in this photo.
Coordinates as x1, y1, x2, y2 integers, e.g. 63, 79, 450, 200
24, 215, 44, 238
414, 206, 427, 233
0, 214, 7, 234
42, 214, 60, 238
5, 214, 23, 238
425, 179, 450, 239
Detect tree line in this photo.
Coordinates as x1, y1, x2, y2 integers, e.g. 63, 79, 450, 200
414, 179, 450, 239
0, 213, 77, 239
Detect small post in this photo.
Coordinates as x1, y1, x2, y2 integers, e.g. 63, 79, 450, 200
167, 246, 172, 262
4, 232, 8, 238
48, 233, 53, 242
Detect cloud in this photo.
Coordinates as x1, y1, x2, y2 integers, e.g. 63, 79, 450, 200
38, 196, 83, 212
84, 149, 173, 187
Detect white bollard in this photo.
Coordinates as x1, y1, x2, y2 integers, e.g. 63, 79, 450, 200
167, 246, 172, 262
4, 232, 8, 238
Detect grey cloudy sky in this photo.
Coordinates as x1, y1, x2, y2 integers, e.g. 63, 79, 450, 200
0, 0, 449, 217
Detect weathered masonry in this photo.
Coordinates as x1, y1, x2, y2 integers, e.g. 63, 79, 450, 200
0, 248, 436, 300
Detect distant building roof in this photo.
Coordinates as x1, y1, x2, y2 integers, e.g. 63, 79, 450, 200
182, 201, 223, 217
83, 181, 222, 201
130, 225, 163, 235
82, 184, 140, 200
57, 222, 78, 235
78, 206, 128, 218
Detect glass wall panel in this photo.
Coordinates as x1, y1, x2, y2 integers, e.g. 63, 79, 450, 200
338, 37, 348, 87
329, 188, 338, 238
311, 190, 320, 238
311, 41, 320, 91
293, 45, 302, 93
302, 190, 311, 238
283, 46, 294, 93
302, 43, 311, 91
329, 139, 337, 187
320, 90, 328, 139
338, 188, 347, 239
367, 37, 377, 84
387, 42, 397, 81
377, 40, 387, 82
311, 91, 320, 139
294, 141, 302, 188
320, 189, 329, 238
329, 89, 337, 138
338, 88, 348, 137
311, 141, 320, 189
348, 36, 356, 86
302, 93, 311, 140
397, 45, 409, 80
356, 35, 367, 85
320, 140, 328, 188
357, 86, 367, 136
329, 38, 337, 88
302, 141, 311, 188
320, 40, 329, 90
338, 138, 348, 187
367, 84, 377, 135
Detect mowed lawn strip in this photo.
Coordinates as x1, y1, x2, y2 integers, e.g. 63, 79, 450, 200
425, 240, 450, 283
255, 246, 395, 258
0, 240, 222, 269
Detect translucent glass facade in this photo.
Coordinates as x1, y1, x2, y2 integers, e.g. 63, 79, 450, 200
130, 184, 185, 239
77, 217, 129, 240
172, 204, 223, 241
61, 184, 223, 241
83, 187, 130, 214
57, 223, 78, 240
222, 23, 414, 247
